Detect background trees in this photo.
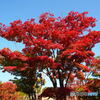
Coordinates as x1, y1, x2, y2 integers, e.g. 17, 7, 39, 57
0, 82, 18, 100
0, 11, 100, 100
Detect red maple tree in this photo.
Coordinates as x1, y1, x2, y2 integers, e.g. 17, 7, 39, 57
0, 11, 100, 100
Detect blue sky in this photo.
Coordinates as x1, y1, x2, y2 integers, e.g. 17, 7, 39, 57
0, 0, 100, 87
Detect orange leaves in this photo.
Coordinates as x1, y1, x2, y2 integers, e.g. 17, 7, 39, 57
69, 74, 74, 82
86, 79, 100, 92
47, 17, 56, 22
0, 48, 12, 57
0, 82, 17, 92
76, 71, 85, 80
85, 51, 95, 57
0, 82, 17, 100
0, 55, 5, 63
91, 59, 100, 69
74, 62, 90, 72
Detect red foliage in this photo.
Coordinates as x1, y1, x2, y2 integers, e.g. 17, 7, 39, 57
74, 62, 90, 72
0, 11, 100, 95
74, 79, 100, 92
3, 66, 17, 72
76, 71, 85, 80
0, 82, 17, 100
91, 58, 100, 69
39, 87, 73, 98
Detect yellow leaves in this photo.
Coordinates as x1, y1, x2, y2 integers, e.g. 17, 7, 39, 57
15, 91, 29, 100
75, 86, 84, 92
37, 78, 42, 83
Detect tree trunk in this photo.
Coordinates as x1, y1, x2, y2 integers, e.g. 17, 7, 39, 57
28, 93, 36, 100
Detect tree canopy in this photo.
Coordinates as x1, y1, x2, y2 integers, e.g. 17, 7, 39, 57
0, 11, 100, 100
